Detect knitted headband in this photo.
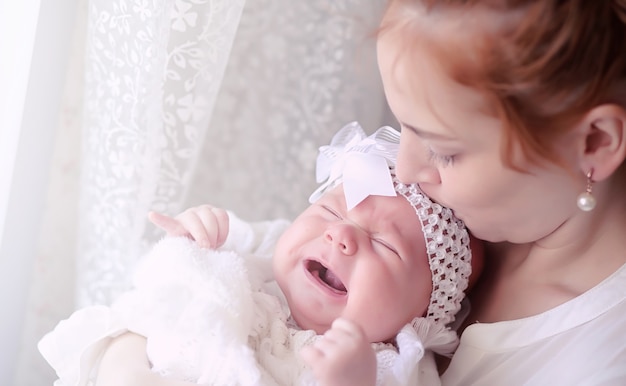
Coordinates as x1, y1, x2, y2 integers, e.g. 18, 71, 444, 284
310, 121, 472, 327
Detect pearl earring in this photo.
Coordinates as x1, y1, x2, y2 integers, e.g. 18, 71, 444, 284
577, 169, 596, 212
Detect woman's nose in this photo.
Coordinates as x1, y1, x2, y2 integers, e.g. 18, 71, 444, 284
324, 223, 358, 255
396, 131, 441, 185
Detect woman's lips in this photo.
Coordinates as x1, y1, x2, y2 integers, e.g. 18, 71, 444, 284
304, 259, 347, 296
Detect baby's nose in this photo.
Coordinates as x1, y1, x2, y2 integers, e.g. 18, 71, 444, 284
324, 223, 359, 255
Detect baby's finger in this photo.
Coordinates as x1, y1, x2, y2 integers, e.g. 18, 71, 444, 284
312, 324, 352, 353
319, 319, 358, 344
195, 206, 229, 248
300, 344, 324, 364
329, 318, 365, 339
194, 206, 222, 248
148, 211, 190, 237
176, 208, 213, 247
211, 207, 229, 248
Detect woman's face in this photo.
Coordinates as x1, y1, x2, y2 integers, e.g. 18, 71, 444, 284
377, 24, 582, 244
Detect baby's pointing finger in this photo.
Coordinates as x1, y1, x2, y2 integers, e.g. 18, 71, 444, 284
148, 211, 190, 238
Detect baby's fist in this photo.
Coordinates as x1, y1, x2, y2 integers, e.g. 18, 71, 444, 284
301, 318, 376, 386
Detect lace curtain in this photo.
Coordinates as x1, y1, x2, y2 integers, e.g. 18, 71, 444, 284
17, 0, 389, 384
79, 0, 388, 307
77, 0, 247, 307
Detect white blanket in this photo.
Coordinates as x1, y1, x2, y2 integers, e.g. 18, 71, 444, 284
39, 215, 446, 386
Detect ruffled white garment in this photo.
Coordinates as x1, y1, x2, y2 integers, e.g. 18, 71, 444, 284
442, 262, 626, 385
39, 214, 454, 385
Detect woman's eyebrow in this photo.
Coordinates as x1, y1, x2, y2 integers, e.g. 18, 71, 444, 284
400, 121, 455, 140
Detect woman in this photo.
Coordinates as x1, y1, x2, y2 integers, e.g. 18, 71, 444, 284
377, 0, 626, 384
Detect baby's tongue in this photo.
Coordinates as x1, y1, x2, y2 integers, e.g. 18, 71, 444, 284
321, 269, 346, 292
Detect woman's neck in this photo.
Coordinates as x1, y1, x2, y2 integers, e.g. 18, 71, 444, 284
468, 191, 626, 323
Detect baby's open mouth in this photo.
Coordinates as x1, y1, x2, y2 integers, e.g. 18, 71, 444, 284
305, 260, 347, 294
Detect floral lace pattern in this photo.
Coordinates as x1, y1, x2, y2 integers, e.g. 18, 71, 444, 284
78, 0, 246, 306
187, 0, 389, 222
78, 0, 390, 307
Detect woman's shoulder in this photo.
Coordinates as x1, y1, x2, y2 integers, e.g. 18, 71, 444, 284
442, 267, 626, 385
460, 262, 626, 347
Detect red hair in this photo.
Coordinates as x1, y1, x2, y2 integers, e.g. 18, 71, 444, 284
379, 0, 626, 170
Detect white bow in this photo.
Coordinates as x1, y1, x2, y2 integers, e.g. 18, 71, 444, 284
389, 318, 459, 383
308, 121, 401, 210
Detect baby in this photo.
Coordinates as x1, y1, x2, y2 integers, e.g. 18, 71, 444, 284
39, 122, 480, 386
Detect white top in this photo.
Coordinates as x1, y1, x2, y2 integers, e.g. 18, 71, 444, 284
441, 262, 626, 386
39, 213, 442, 386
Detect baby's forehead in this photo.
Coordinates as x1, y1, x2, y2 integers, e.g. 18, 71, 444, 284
319, 183, 423, 229
316, 183, 347, 207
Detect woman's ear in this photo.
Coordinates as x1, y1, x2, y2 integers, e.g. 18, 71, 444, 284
578, 104, 626, 181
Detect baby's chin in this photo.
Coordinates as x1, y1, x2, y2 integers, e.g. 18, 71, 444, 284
294, 316, 328, 335
286, 299, 332, 335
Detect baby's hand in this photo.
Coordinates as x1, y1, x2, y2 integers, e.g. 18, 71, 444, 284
148, 205, 229, 249
300, 318, 377, 386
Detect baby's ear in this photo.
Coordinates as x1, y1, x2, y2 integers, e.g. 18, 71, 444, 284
577, 103, 626, 182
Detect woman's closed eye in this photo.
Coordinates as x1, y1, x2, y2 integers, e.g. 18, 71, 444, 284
400, 123, 458, 167
427, 146, 456, 166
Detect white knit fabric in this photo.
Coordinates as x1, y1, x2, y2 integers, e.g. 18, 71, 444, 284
39, 214, 442, 386
393, 177, 471, 327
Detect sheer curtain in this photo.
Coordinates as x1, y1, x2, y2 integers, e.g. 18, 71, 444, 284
77, 0, 247, 307
13, 0, 389, 384
2, 1, 80, 385
78, 0, 389, 307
